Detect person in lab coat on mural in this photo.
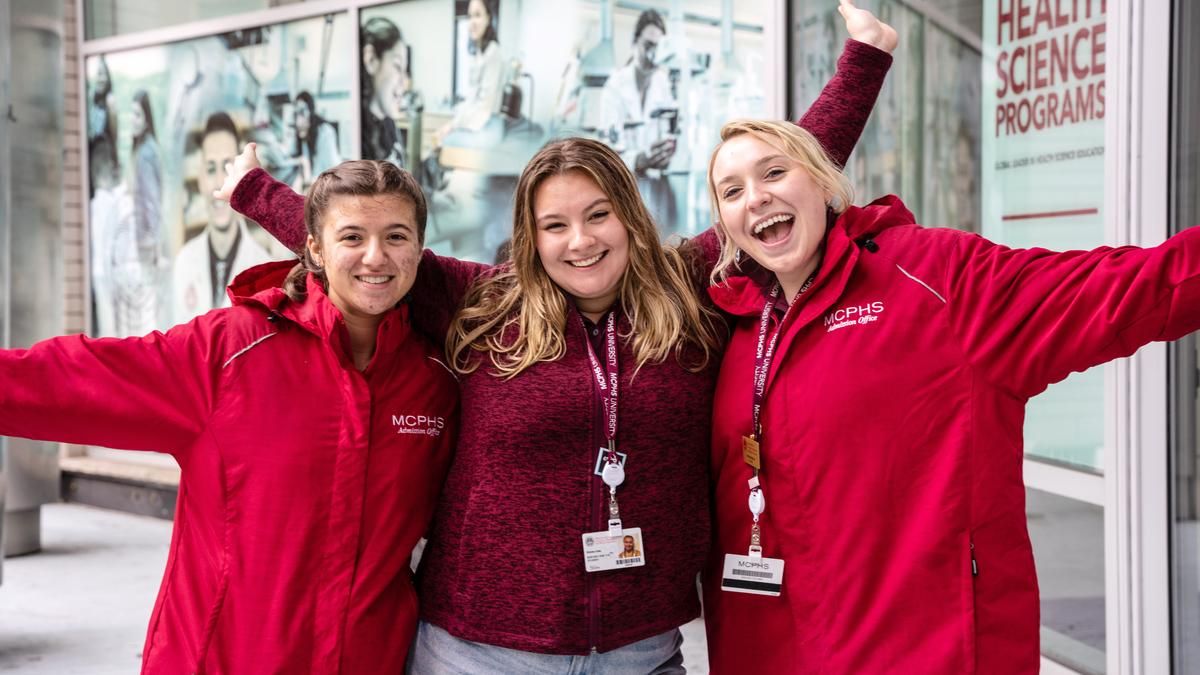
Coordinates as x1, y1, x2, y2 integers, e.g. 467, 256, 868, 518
600, 9, 678, 176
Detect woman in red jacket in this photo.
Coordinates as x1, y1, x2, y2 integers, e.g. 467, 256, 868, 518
703, 118, 1200, 673
0, 161, 459, 673
220, 6, 896, 672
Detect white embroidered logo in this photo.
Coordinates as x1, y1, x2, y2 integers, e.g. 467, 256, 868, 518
392, 414, 446, 437
824, 301, 885, 333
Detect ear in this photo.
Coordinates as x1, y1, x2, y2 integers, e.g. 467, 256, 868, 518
362, 44, 379, 76
306, 234, 322, 267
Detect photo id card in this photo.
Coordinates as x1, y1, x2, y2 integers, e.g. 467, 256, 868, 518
582, 527, 646, 572
721, 553, 784, 596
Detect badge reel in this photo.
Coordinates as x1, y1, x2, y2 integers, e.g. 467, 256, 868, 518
721, 479, 785, 596
581, 454, 645, 572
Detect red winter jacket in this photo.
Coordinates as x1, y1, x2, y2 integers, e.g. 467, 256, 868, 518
232, 40, 892, 655
0, 262, 459, 674
704, 196, 1200, 673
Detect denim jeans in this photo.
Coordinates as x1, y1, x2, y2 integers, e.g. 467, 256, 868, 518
407, 621, 687, 675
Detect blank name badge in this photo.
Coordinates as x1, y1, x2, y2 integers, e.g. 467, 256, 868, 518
721, 553, 784, 596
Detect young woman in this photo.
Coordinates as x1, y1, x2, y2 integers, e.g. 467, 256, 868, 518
703, 119, 1200, 673
222, 7, 896, 672
293, 90, 343, 182
0, 161, 457, 673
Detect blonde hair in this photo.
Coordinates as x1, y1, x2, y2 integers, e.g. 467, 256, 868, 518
448, 138, 724, 378
707, 119, 855, 283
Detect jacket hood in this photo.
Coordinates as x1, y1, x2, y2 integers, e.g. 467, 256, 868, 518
227, 260, 296, 312
709, 195, 916, 316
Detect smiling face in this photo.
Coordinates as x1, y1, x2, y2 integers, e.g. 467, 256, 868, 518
308, 194, 422, 323
368, 42, 408, 119
199, 130, 239, 233
468, 0, 490, 43
712, 133, 831, 297
533, 170, 630, 318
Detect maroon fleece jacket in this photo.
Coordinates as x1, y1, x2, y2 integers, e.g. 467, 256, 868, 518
231, 39, 892, 654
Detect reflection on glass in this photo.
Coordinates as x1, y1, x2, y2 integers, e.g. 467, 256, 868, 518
1027, 488, 1105, 673
1170, 1, 1200, 671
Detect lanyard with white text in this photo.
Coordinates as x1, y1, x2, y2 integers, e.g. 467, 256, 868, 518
742, 275, 813, 556
582, 311, 626, 535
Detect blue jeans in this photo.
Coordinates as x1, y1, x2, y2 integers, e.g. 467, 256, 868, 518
407, 621, 686, 675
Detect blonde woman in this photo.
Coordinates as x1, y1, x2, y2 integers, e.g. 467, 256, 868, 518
221, 8, 896, 671
703, 118, 1200, 672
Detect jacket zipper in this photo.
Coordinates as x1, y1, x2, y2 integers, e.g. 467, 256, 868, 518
970, 541, 978, 577
587, 448, 603, 652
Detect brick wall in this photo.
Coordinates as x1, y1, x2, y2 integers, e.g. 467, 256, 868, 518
62, 0, 86, 459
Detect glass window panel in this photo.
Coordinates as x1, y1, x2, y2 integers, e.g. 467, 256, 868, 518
1029, 488, 1106, 673
1170, 0, 1200, 672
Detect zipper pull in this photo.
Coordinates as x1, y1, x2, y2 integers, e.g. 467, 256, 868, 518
970, 542, 978, 577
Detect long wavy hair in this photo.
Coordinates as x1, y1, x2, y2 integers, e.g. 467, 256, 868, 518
448, 138, 723, 378
707, 119, 855, 283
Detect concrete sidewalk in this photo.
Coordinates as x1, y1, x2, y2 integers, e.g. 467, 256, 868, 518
0, 503, 709, 673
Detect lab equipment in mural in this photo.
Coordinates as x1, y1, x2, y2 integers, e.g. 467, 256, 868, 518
84, 12, 355, 335
362, 0, 768, 263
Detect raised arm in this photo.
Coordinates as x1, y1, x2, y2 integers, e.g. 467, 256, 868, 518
222, 143, 308, 254
0, 319, 218, 457
798, 0, 897, 168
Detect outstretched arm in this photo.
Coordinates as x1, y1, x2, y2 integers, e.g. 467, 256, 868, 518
0, 319, 219, 456
798, 0, 896, 168
939, 225, 1200, 399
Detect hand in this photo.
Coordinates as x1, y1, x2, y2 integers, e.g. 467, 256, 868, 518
839, 0, 898, 54
212, 141, 262, 202
646, 137, 676, 170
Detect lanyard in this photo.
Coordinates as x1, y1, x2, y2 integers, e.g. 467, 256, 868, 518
582, 310, 620, 459
582, 310, 628, 534
743, 274, 814, 556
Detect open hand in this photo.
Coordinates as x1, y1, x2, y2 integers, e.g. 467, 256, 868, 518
839, 0, 898, 54
212, 142, 262, 202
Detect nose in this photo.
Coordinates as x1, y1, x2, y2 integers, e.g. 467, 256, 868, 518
362, 237, 387, 266
567, 224, 595, 252
746, 181, 770, 210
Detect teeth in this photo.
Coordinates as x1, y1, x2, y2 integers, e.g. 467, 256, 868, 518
358, 275, 392, 284
753, 214, 792, 235
569, 253, 604, 268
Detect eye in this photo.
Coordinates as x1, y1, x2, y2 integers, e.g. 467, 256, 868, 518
588, 210, 609, 222
721, 186, 742, 200
542, 221, 566, 232
765, 167, 785, 179
341, 233, 363, 242
388, 231, 410, 242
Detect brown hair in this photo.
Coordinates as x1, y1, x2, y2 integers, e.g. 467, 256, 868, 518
283, 160, 427, 301
447, 137, 723, 377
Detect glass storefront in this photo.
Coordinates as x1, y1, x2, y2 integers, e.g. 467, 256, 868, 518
1170, 0, 1200, 672
85, 0, 308, 40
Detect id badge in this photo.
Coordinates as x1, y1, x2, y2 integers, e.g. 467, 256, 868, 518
721, 553, 784, 596
582, 527, 646, 572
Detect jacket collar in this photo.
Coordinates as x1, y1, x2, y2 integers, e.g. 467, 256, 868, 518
227, 260, 413, 360
707, 195, 915, 317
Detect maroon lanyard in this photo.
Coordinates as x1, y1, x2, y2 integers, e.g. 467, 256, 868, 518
583, 310, 620, 463
750, 276, 815, 464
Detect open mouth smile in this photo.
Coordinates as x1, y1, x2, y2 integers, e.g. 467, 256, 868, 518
751, 213, 795, 244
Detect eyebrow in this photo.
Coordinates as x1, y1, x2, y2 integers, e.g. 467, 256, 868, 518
536, 197, 611, 223
335, 222, 415, 233
714, 154, 789, 188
